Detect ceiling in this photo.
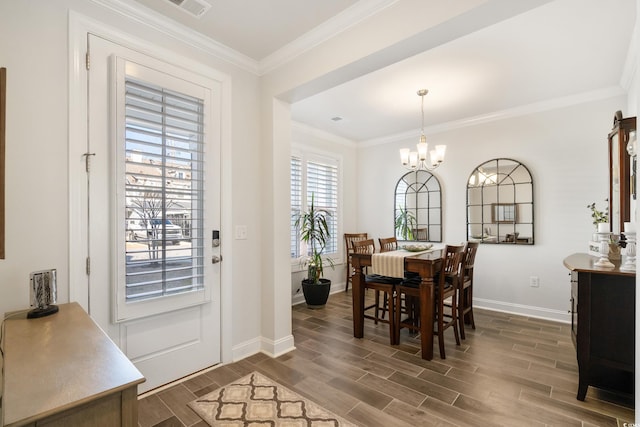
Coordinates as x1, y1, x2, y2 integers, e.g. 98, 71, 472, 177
129, 0, 636, 143
130, 0, 363, 61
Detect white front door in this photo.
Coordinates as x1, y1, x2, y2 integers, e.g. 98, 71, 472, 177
85, 34, 221, 392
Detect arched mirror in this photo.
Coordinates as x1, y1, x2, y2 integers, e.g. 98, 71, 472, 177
394, 170, 442, 242
467, 158, 534, 244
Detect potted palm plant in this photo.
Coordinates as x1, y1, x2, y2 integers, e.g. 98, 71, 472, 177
295, 193, 334, 308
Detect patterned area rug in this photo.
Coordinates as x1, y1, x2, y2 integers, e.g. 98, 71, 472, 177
188, 371, 358, 426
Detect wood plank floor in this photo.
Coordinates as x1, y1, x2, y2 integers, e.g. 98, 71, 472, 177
137, 291, 635, 426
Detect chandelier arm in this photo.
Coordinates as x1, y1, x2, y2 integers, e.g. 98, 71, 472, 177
401, 162, 441, 172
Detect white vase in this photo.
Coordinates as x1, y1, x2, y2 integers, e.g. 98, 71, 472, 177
621, 231, 636, 271
597, 222, 609, 233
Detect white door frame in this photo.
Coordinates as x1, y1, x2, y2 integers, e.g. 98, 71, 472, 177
68, 11, 233, 366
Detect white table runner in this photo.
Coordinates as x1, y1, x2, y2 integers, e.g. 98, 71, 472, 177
371, 249, 432, 277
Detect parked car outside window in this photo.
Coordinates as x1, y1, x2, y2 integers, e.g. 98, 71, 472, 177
128, 219, 184, 245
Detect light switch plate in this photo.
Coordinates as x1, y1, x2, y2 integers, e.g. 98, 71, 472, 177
235, 225, 247, 240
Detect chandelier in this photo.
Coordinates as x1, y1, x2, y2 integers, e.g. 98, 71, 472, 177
399, 89, 446, 171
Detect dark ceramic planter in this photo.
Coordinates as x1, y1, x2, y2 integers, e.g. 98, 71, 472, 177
301, 278, 331, 308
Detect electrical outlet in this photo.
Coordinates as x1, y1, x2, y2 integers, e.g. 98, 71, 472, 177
529, 276, 540, 287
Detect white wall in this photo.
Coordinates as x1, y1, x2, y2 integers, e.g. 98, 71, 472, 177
356, 96, 625, 321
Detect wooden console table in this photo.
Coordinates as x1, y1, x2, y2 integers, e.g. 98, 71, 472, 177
2, 302, 145, 426
563, 253, 635, 401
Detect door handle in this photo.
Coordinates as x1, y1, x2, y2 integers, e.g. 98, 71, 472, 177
212, 255, 222, 264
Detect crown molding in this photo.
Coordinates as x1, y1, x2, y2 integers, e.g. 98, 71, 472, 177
89, 0, 260, 74
88, 0, 398, 76
292, 121, 357, 148
259, 0, 399, 74
360, 86, 627, 147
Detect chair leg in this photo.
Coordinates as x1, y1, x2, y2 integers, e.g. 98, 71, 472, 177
345, 259, 351, 292
378, 293, 388, 320
408, 296, 420, 331
436, 296, 461, 359
437, 302, 446, 359
467, 286, 476, 330
394, 291, 401, 345
458, 288, 466, 340
387, 290, 395, 345
451, 296, 461, 346
374, 290, 380, 324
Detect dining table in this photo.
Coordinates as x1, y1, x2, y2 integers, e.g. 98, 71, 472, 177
350, 248, 443, 360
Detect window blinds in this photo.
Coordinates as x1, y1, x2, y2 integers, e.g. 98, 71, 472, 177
123, 77, 205, 301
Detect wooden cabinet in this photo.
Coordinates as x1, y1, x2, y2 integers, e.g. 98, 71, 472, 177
2, 303, 145, 426
563, 253, 635, 401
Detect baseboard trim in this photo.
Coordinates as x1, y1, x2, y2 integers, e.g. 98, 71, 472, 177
261, 334, 296, 358
231, 333, 296, 361
293, 285, 569, 324
293, 286, 570, 323
231, 337, 262, 361
474, 298, 571, 324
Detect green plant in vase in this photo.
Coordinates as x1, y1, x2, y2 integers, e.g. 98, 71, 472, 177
395, 206, 416, 240
295, 193, 335, 307
295, 193, 335, 284
587, 200, 609, 230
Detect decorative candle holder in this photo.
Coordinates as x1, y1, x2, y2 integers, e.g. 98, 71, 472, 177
621, 231, 636, 271
594, 232, 614, 268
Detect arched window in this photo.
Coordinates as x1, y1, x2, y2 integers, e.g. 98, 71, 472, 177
467, 158, 534, 244
394, 170, 442, 242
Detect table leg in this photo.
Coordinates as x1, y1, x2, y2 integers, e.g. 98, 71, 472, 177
419, 276, 434, 360
352, 265, 364, 338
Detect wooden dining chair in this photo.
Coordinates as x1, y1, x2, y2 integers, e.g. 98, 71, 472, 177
352, 238, 375, 254
412, 228, 428, 241
352, 239, 379, 321
377, 236, 398, 319
395, 244, 464, 359
352, 239, 401, 344
458, 241, 479, 339
344, 233, 368, 292
378, 237, 398, 253
504, 232, 519, 243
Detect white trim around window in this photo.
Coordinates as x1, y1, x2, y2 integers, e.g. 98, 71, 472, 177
290, 145, 343, 272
